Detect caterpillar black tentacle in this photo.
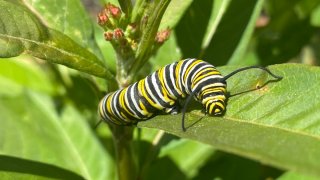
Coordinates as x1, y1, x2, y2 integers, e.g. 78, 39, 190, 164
98, 59, 282, 131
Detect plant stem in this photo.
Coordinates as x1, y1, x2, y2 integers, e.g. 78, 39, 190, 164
111, 125, 137, 180
129, 0, 171, 75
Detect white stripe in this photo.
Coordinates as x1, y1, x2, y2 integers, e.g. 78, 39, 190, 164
112, 91, 127, 121
124, 85, 139, 118
192, 75, 224, 92
169, 64, 179, 96
152, 73, 166, 101
202, 95, 225, 103
180, 59, 194, 90
145, 75, 162, 109
162, 66, 176, 98
190, 64, 213, 81
184, 61, 209, 93
100, 95, 109, 120
101, 94, 120, 124
130, 83, 147, 116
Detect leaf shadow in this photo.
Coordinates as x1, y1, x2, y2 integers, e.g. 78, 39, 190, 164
137, 139, 187, 180
0, 155, 84, 179
193, 151, 283, 180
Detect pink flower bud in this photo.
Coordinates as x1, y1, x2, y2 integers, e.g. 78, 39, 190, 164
155, 29, 171, 43
106, 3, 122, 19
114, 28, 124, 39
97, 12, 108, 26
104, 31, 113, 41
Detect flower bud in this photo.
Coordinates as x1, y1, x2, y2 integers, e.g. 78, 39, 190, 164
114, 28, 124, 40
97, 12, 108, 26
155, 29, 171, 43
125, 23, 137, 37
106, 3, 122, 19
104, 31, 114, 41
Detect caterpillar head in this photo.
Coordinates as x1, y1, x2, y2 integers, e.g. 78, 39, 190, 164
202, 91, 227, 116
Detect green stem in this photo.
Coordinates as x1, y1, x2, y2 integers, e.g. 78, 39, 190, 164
129, 0, 171, 75
111, 125, 137, 180
131, 0, 150, 23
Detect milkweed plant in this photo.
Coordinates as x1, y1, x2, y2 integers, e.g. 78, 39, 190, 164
1, 0, 320, 179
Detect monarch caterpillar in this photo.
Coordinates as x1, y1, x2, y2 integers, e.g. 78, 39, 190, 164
98, 59, 282, 131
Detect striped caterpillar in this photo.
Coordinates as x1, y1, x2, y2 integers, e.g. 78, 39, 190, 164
98, 59, 282, 131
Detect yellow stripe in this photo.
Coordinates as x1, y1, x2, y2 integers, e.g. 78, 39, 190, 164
202, 95, 225, 104
183, 60, 202, 82
200, 87, 226, 97
106, 94, 114, 116
119, 89, 135, 117
139, 101, 152, 117
193, 68, 219, 83
138, 80, 162, 109
120, 112, 130, 120
175, 61, 184, 96
158, 69, 176, 102
193, 71, 220, 85
209, 101, 214, 113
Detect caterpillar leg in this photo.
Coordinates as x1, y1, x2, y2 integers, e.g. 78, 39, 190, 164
164, 105, 180, 115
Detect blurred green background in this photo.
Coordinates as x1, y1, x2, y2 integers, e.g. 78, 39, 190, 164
1, 0, 320, 179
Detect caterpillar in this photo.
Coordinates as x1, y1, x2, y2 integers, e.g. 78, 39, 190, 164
98, 58, 282, 131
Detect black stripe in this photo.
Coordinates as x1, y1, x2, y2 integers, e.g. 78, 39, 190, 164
202, 91, 225, 99
146, 73, 169, 108
112, 91, 129, 124
103, 93, 124, 125
135, 80, 155, 113
179, 60, 191, 94
118, 88, 140, 123
186, 62, 207, 93
164, 62, 181, 98
125, 83, 145, 119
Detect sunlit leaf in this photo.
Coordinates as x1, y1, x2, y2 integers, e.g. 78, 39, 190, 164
24, 0, 104, 58
0, 91, 115, 180
139, 64, 320, 177
159, 0, 193, 29
0, 0, 113, 79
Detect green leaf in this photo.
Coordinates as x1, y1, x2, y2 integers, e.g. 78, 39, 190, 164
0, 91, 115, 180
0, 0, 48, 57
60, 105, 116, 180
311, 4, 320, 27
0, 57, 54, 95
150, 33, 181, 70
201, 0, 231, 51
175, 0, 215, 59
256, 0, 318, 65
159, 0, 193, 29
24, 0, 104, 58
137, 128, 215, 179
278, 171, 318, 180
118, 0, 133, 15
138, 64, 320, 177
202, 0, 264, 66
0, 155, 84, 180
0, 0, 113, 79
194, 152, 282, 180
95, 24, 117, 73
157, 139, 214, 179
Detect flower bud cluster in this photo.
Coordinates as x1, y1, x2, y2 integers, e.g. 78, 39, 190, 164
98, 3, 138, 51
97, 3, 170, 57
97, 3, 122, 29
